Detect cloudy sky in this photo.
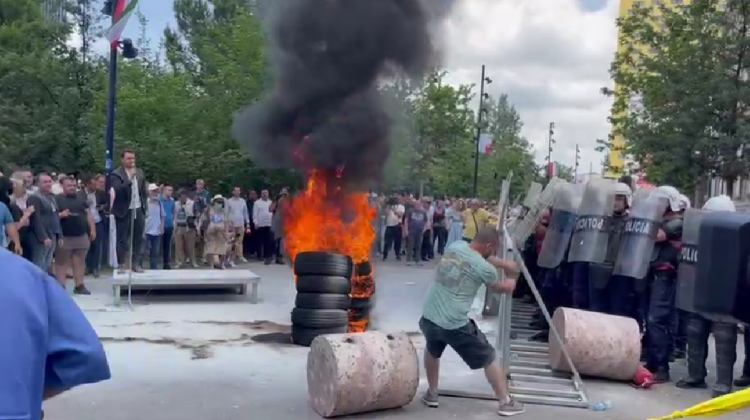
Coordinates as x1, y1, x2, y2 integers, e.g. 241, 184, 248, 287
109, 0, 619, 174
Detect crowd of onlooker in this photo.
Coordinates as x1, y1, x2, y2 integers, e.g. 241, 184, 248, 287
372, 194, 500, 266
0, 155, 291, 294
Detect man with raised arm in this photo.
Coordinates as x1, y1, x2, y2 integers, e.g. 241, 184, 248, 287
419, 226, 525, 416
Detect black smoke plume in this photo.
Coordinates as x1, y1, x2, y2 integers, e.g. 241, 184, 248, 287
232, 0, 459, 190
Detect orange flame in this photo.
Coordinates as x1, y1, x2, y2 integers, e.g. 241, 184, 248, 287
285, 170, 377, 332
285, 170, 376, 264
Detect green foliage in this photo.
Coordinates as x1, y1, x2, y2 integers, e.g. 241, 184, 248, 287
0, 0, 538, 198
608, 0, 750, 193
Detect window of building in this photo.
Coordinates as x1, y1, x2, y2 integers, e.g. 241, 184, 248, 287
672, 0, 683, 5
654, 1, 663, 6
634, 1, 645, 7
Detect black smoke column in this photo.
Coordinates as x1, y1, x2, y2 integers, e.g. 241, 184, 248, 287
232, 0, 459, 190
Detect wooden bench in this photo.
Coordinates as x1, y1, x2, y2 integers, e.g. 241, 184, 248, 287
111, 269, 261, 306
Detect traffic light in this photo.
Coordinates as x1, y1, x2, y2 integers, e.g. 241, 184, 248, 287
575, 144, 581, 170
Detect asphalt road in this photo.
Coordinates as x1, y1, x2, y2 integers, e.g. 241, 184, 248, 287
44, 261, 749, 420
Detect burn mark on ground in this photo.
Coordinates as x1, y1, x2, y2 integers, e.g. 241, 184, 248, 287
96, 320, 296, 357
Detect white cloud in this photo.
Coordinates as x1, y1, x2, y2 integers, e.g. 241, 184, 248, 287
66, 29, 111, 56
441, 0, 619, 174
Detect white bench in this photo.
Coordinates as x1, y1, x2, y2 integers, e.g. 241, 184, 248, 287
111, 269, 261, 305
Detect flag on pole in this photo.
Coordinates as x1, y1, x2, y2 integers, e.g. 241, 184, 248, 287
105, 0, 139, 45
479, 133, 494, 155
547, 161, 558, 178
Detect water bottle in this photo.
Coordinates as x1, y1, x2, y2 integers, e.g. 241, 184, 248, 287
591, 400, 613, 411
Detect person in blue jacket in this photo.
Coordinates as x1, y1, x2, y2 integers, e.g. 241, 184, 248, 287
0, 248, 111, 420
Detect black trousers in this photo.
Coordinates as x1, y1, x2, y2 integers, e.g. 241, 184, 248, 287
571, 262, 590, 310
243, 222, 256, 257
646, 270, 676, 372
421, 229, 433, 259
589, 275, 634, 317
254, 226, 275, 260
382, 225, 402, 259
685, 313, 737, 387
432, 225, 447, 255
274, 237, 283, 260
86, 221, 105, 273
115, 209, 145, 269
162, 227, 173, 268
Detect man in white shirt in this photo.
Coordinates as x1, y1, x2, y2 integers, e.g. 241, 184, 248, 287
227, 186, 250, 265
252, 189, 274, 265
382, 195, 405, 261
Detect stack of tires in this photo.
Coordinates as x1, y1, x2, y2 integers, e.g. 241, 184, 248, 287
292, 251, 354, 346
349, 261, 375, 327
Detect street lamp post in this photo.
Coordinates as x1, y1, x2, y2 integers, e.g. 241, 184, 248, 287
102, 0, 138, 194
546, 122, 555, 180
472, 65, 492, 197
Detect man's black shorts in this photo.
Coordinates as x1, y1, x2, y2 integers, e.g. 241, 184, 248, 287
419, 316, 495, 370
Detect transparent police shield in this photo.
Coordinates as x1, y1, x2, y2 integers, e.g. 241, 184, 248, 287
537, 183, 582, 268
675, 209, 705, 313
523, 182, 543, 208
612, 194, 664, 279
568, 179, 616, 263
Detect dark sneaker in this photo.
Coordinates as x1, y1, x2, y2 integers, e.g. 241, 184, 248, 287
73, 285, 91, 295
498, 398, 525, 416
734, 376, 750, 387
421, 390, 439, 408
675, 377, 707, 389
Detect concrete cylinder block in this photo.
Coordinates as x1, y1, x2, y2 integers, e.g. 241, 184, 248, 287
548, 307, 641, 381
307, 331, 419, 417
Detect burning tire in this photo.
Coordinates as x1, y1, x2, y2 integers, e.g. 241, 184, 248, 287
296, 275, 352, 294
349, 297, 372, 321
291, 325, 347, 347
295, 293, 351, 310
291, 252, 354, 346
294, 251, 354, 278
292, 308, 348, 328
354, 261, 372, 276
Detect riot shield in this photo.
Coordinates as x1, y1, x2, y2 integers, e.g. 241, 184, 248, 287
537, 183, 582, 268
676, 209, 706, 313
523, 182, 543, 208
612, 194, 664, 279
568, 179, 616, 263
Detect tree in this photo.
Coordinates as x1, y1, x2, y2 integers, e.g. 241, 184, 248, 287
476, 94, 539, 198
606, 0, 750, 201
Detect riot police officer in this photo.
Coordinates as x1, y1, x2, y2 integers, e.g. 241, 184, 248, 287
675, 195, 738, 397
646, 185, 684, 382
588, 182, 632, 316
